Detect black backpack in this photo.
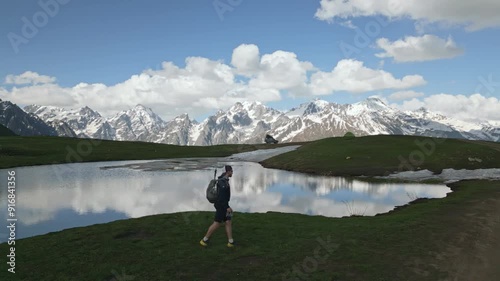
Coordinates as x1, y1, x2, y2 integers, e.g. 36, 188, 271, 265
206, 169, 219, 203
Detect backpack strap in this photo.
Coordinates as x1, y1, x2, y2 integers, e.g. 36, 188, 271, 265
214, 169, 217, 180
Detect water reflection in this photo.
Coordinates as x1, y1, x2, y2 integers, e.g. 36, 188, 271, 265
0, 160, 450, 241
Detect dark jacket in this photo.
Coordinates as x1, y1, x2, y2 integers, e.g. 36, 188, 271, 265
215, 173, 231, 209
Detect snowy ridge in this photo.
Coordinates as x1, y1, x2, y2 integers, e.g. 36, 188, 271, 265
0, 101, 59, 136
19, 98, 500, 144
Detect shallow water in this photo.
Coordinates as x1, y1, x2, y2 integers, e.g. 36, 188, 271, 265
0, 159, 450, 241
379, 168, 500, 183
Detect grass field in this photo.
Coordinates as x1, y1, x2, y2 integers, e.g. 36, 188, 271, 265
0, 135, 499, 280
0, 124, 16, 137
0, 136, 302, 169
262, 135, 500, 176
0, 180, 498, 281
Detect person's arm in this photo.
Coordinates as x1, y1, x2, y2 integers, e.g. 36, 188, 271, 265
223, 181, 231, 212
218, 179, 230, 208
227, 184, 232, 212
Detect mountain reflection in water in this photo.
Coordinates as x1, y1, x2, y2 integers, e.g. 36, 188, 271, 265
0, 159, 450, 240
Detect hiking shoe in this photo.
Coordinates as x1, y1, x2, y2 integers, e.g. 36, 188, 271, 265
227, 242, 235, 248
200, 239, 209, 247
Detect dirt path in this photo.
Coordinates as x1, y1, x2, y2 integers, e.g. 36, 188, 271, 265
436, 185, 500, 281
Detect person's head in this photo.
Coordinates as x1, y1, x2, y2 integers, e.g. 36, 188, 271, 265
225, 165, 233, 177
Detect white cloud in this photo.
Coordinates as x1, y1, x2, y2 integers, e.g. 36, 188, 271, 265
340, 20, 357, 29
0, 57, 283, 119
4, 83, 76, 107
192, 86, 281, 110
248, 50, 315, 95
231, 44, 261, 75
231, 45, 316, 96
309, 59, 426, 95
388, 90, 425, 101
398, 93, 500, 124
375, 35, 464, 62
5, 71, 56, 85
315, 0, 500, 31
1, 45, 426, 120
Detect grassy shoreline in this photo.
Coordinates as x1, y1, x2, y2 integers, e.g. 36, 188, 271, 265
1, 180, 498, 281
2, 135, 499, 174
0, 136, 305, 169
260, 135, 500, 177
0, 135, 499, 280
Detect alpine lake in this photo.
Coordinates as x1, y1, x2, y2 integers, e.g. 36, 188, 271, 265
0, 157, 452, 242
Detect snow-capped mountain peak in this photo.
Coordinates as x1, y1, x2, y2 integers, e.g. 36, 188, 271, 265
304, 99, 330, 115
286, 100, 330, 117
227, 101, 279, 123
230, 100, 263, 112
173, 113, 191, 123
345, 97, 391, 115
15, 97, 499, 145
106, 104, 166, 142
127, 104, 156, 118
79, 105, 100, 115
312, 99, 329, 108
360, 97, 389, 109
1, 101, 59, 136
410, 107, 447, 121
22, 104, 102, 137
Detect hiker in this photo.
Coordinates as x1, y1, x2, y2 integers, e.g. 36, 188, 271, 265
200, 165, 235, 248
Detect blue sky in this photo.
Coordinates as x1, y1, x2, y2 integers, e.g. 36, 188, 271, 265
1, 0, 499, 123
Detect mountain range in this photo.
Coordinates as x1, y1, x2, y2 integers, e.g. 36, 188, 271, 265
0, 99, 57, 137
0, 98, 498, 144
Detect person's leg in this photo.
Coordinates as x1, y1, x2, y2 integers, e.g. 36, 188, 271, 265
225, 211, 234, 247
204, 221, 220, 239
200, 221, 220, 246
201, 206, 224, 245
225, 219, 233, 241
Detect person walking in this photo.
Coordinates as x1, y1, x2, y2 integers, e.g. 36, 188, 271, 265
200, 165, 235, 248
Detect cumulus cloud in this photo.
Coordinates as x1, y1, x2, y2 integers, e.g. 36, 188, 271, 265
376, 35, 464, 62
5, 71, 56, 85
309, 59, 426, 95
388, 90, 425, 101
231, 44, 315, 96
315, 0, 500, 31
0, 44, 426, 120
397, 93, 500, 124
248, 50, 315, 95
2, 56, 281, 119
231, 44, 261, 75
4, 83, 77, 107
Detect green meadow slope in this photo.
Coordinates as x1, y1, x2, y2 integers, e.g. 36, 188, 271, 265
0, 135, 499, 280
2, 135, 499, 175
0, 180, 499, 281
0, 136, 303, 169
0, 124, 16, 136
262, 135, 500, 176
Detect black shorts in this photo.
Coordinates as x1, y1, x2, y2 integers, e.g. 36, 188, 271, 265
214, 205, 232, 223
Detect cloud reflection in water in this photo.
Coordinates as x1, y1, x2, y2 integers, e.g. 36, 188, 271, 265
0, 159, 450, 240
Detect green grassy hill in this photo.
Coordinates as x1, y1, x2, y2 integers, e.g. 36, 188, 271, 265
262, 135, 500, 176
0, 136, 303, 169
2, 135, 499, 174
0, 124, 16, 136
